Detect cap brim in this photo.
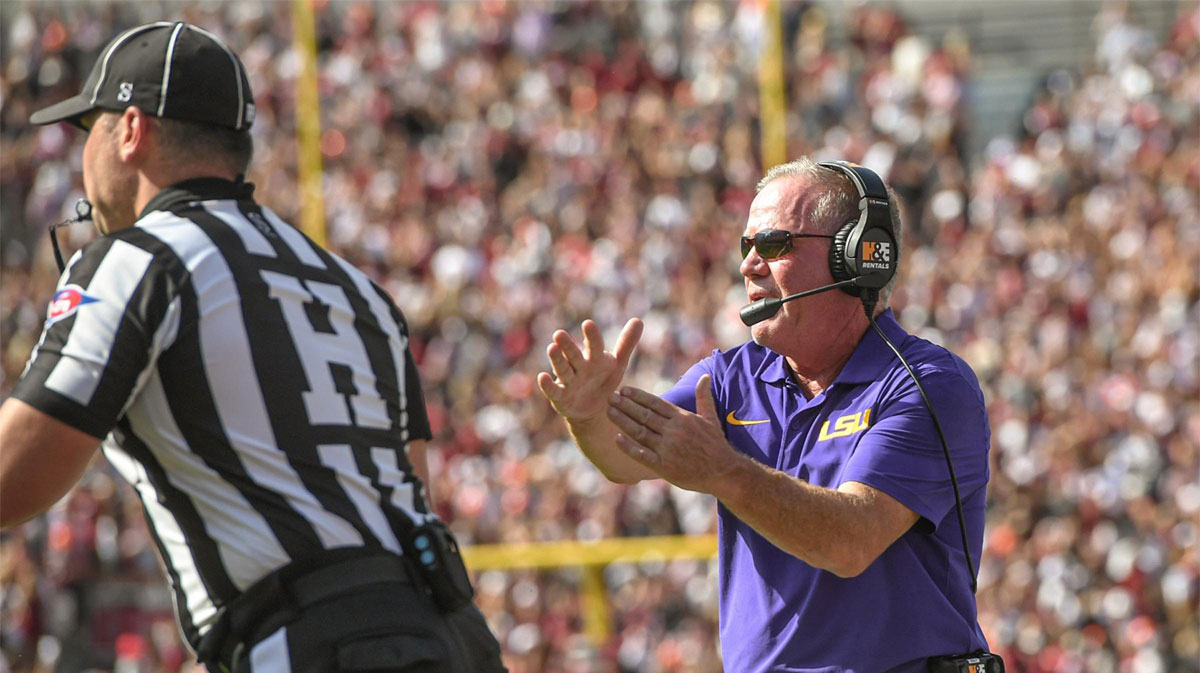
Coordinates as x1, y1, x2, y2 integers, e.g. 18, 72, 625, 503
29, 95, 96, 129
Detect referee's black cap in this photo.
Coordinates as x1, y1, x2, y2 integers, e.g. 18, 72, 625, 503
30, 22, 255, 131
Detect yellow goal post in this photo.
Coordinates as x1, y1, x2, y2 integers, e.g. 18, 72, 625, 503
463, 534, 718, 645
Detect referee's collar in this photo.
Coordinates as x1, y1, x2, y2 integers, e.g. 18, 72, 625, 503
140, 177, 256, 219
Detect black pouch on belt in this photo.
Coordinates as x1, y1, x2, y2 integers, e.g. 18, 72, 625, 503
404, 519, 475, 612
195, 569, 293, 672
928, 651, 1006, 673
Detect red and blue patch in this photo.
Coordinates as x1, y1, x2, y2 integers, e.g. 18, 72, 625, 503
45, 285, 100, 327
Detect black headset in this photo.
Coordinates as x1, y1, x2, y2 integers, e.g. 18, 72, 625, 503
818, 160, 899, 297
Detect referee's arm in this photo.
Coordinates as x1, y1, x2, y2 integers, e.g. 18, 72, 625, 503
0, 398, 102, 528
407, 439, 434, 509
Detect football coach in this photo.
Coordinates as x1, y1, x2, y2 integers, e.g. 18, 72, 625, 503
539, 158, 996, 672
0, 22, 505, 672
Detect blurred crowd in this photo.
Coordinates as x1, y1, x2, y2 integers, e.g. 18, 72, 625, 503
1, 1, 1196, 672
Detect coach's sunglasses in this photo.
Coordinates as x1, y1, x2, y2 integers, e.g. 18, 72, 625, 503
740, 229, 834, 260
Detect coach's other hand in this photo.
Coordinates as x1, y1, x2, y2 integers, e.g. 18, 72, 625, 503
538, 318, 643, 423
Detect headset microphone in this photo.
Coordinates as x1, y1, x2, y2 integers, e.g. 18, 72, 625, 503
739, 277, 862, 326
49, 198, 92, 273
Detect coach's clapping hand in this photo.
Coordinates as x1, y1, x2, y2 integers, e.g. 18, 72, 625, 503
537, 318, 643, 423
606, 374, 745, 495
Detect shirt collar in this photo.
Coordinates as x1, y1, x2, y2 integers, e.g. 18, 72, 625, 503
758, 349, 791, 385
139, 177, 255, 220
753, 308, 908, 387
833, 308, 908, 385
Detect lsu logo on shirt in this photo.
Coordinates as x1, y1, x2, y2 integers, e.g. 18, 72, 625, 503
45, 285, 100, 327
818, 409, 870, 441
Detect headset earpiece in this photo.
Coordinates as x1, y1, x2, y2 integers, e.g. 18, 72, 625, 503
818, 161, 898, 298
828, 221, 860, 296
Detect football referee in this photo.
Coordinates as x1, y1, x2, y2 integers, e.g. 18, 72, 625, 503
0, 22, 505, 672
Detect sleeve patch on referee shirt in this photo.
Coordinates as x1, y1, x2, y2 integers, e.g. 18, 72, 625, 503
45, 285, 100, 327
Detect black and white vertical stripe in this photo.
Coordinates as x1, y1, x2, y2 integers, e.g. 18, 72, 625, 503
182, 25, 253, 129
13, 194, 432, 648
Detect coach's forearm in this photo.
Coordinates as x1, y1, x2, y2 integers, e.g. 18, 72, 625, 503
710, 458, 905, 578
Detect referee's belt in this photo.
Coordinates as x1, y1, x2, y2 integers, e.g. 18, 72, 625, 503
196, 549, 413, 670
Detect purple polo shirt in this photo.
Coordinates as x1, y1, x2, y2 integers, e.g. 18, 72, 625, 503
662, 310, 990, 673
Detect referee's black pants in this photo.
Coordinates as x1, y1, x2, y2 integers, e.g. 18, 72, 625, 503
223, 582, 504, 673
198, 553, 506, 673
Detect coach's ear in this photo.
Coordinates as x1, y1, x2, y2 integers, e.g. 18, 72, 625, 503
115, 106, 155, 164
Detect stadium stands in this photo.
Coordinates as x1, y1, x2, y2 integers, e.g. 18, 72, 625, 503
1, 2, 1196, 671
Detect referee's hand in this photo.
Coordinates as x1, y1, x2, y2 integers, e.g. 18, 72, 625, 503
537, 318, 643, 424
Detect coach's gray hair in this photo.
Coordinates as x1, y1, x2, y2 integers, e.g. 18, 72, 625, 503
756, 157, 903, 308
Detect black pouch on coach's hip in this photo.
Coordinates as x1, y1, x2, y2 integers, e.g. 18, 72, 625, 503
928, 651, 1005, 673
404, 520, 475, 612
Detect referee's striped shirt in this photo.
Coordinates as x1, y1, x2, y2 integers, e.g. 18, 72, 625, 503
13, 178, 433, 649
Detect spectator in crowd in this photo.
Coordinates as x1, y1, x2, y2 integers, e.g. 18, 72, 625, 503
1, 2, 1196, 672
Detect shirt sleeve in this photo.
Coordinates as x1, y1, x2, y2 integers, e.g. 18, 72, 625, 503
12, 234, 177, 439
402, 344, 432, 441
839, 365, 991, 532
660, 355, 717, 413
